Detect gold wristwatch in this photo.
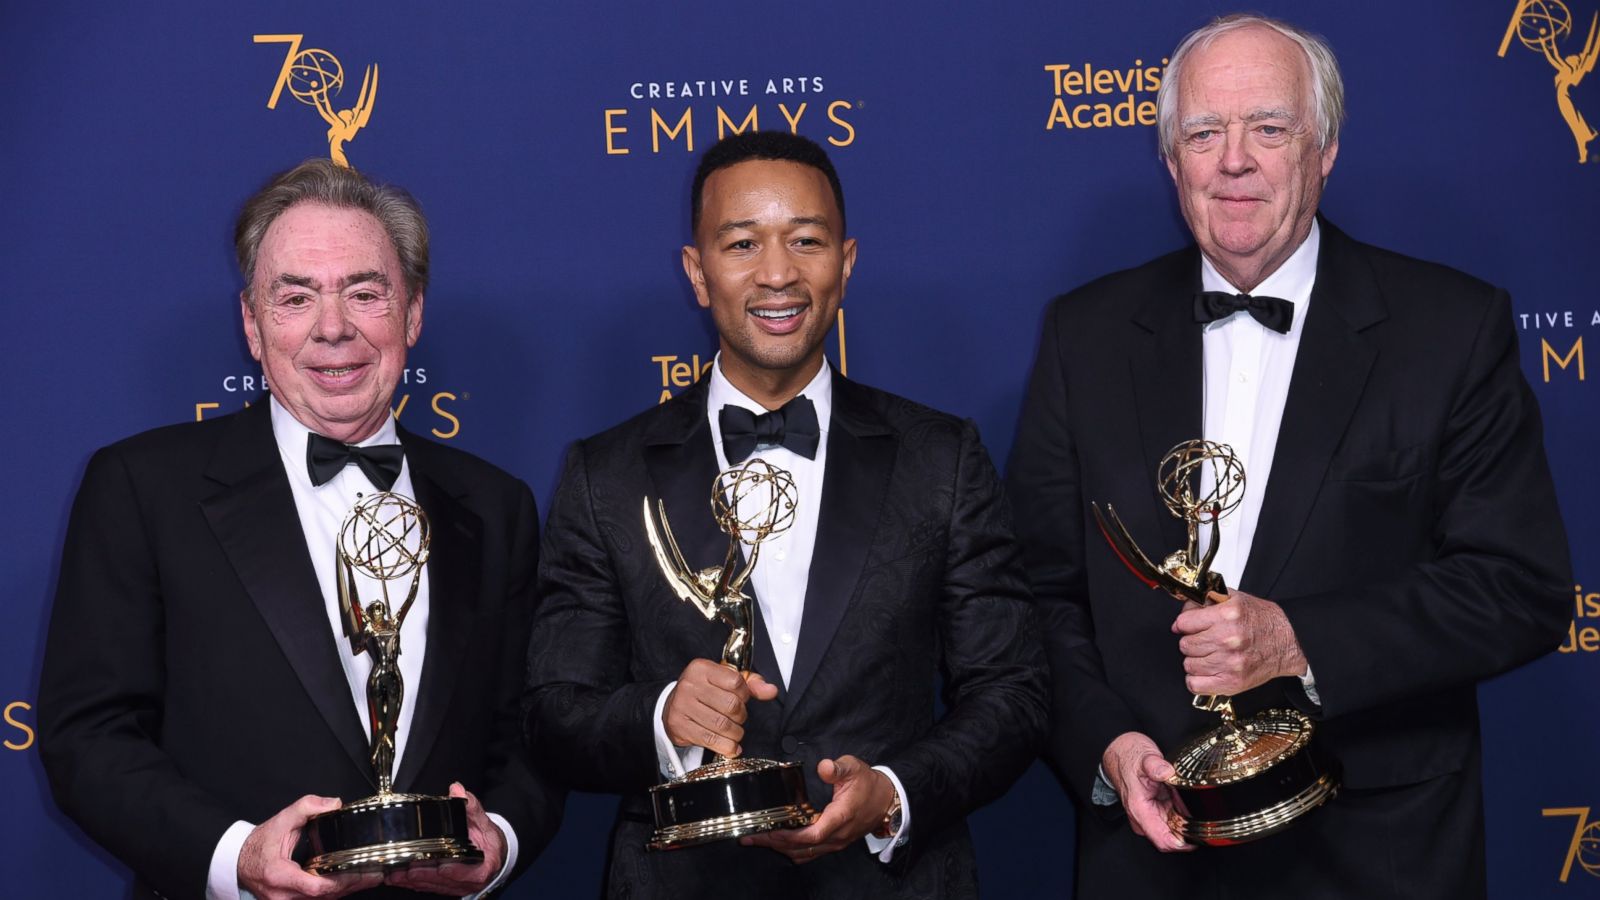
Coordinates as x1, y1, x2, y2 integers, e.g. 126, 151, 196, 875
873, 787, 903, 840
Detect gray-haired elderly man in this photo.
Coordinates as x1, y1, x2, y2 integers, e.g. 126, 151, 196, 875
1008, 14, 1570, 899
39, 159, 562, 900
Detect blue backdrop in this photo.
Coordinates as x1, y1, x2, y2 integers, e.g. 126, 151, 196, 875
3, 1, 1596, 895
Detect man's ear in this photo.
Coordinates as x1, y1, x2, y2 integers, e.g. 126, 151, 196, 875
241, 292, 263, 361
405, 290, 424, 347
681, 245, 711, 309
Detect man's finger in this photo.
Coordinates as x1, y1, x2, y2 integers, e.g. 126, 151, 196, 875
745, 672, 779, 701
283, 793, 341, 824
702, 662, 747, 692
688, 682, 745, 719
686, 723, 740, 757
686, 706, 745, 745
705, 688, 749, 724
451, 782, 490, 823
791, 842, 847, 864
1171, 608, 1214, 635
1177, 633, 1220, 657
818, 755, 861, 785
740, 831, 840, 864
1128, 796, 1187, 853
1139, 752, 1176, 784
328, 870, 385, 894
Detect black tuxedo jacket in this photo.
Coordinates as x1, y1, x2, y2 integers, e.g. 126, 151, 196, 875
524, 372, 1048, 899
1008, 220, 1572, 899
39, 401, 562, 899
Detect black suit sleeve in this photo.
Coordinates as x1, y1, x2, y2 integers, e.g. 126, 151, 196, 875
1278, 289, 1572, 717
881, 421, 1050, 839
38, 447, 237, 900
481, 480, 565, 875
1007, 299, 1145, 807
523, 442, 669, 793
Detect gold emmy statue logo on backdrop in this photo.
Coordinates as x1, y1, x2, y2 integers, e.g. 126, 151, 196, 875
1499, 1, 1600, 163
254, 34, 378, 167
1543, 806, 1600, 882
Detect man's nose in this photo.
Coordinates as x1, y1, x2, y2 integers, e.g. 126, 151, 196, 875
313, 295, 356, 341
753, 245, 800, 291
1218, 126, 1254, 175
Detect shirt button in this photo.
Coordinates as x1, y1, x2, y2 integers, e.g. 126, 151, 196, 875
776, 547, 788, 561
1236, 371, 1250, 383
781, 633, 794, 644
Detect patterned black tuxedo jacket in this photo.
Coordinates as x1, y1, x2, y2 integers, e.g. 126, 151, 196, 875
525, 371, 1049, 899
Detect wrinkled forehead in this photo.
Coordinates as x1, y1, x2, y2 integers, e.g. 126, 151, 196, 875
1179, 26, 1313, 118
256, 203, 402, 282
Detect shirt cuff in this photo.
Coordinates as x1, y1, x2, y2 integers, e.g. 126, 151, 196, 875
1091, 765, 1120, 807
862, 765, 911, 863
205, 820, 257, 900
463, 812, 517, 899
653, 681, 704, 779
1298, 664, 1321, 707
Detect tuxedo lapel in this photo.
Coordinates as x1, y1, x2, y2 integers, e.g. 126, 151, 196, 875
643, 381, 786, 694
784, 373, 896, 713
1240, 221, 1385, 595
393, 432, 482, 789
198, 402, 373, 782
1129, 252, 1207, 553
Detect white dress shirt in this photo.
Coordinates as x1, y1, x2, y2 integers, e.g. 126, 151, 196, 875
205, 397, 515, 899
650, 356, 911, 861
1198, 220, 1318, 587
1197, 221, 1321, 705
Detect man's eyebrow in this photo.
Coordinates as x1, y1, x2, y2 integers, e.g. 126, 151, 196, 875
1245, 107, 1297, 123
714, 219, 758, 237
1180, 113, 1225, 131
714, 216, 834, 237
270, 273, 319, 291
267, 272, 391, 292
339, 271, 391, 290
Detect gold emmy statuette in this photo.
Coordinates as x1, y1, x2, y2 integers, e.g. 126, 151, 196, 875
642, 459, 818, 850
301, 493, 484, 874
1091, 441, 1339, 846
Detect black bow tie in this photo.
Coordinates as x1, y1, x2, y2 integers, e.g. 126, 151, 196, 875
306, 432, 404, 491
718, 396, 821, 464
1194, 291, 1294, 334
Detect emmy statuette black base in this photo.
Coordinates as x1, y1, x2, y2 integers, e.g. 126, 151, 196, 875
1171, 736, 1341, 846
649, 758, 817, 850
301, 793, 484, 874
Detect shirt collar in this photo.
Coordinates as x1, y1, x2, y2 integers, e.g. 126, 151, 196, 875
269, 395, 402, 490
706, 353, 833, 451
1200, 218, 1320, 334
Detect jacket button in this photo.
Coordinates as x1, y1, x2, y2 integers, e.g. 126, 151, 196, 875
780, 735, 800, 754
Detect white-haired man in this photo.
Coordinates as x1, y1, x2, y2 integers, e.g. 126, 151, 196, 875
1009, 14, 1570, 899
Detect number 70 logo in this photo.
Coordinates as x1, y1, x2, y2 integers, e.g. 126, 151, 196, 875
1543, 807, 1600, 883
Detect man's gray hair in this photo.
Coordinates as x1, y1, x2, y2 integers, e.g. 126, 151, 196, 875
234, 159, 429, 304
1156, 14, 1345, 159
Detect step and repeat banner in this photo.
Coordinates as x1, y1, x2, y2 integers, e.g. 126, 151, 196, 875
2, 1, 1595, 896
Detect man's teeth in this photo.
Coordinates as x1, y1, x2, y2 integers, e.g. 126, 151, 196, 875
318, 366, 356, 376
752, 308, 800, 320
